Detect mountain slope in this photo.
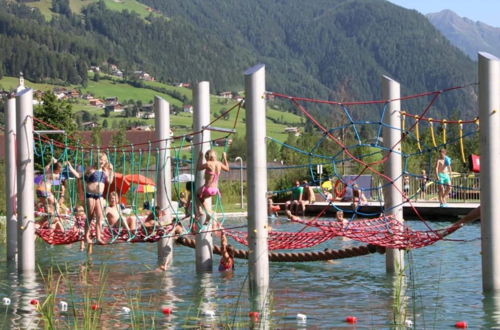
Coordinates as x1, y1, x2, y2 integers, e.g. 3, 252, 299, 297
1, 0, 478, 119
427, 10, 500, 60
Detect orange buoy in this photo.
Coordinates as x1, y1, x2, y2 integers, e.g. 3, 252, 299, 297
345, 315, 357, 324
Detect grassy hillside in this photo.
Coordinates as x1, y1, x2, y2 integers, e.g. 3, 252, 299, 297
0, 76, 304, 142
24, 0, 161, 20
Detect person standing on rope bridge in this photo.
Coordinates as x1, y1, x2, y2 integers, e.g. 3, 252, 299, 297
436, 149, 452, 207
196, 149, 229, 222
65, 153, 113, 250
36, 157, 63, 214
219, 231, 235, 274
285, 180, 303, 215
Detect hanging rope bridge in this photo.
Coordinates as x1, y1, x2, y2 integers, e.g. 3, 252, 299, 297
24, 81, 479, 257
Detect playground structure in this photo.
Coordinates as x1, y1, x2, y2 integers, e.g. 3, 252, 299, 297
3, 52, 500, 301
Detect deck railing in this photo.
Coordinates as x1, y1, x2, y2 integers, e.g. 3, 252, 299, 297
371, 173, 480, 202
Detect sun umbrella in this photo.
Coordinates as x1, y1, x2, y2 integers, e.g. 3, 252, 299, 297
105, 172, 131, 195
134, 184, 156, 193
172, 173, 195, 183
124, 174, 156, 186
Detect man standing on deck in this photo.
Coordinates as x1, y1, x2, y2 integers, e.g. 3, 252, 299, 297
436, 148, 452, 207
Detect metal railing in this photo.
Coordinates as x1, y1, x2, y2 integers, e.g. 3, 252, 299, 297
372, 173, 480, 202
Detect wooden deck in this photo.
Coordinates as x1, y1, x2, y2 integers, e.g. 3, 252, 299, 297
301, 201, 479, 220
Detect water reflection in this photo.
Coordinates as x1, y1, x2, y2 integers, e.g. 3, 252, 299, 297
389, 272, 408, 329
483, 292, 500, 328
0, 219, 488, 327
16, 271, 40, 329
189, 272, 217, 328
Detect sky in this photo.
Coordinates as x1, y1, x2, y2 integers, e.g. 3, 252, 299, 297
387, 0, 500, 27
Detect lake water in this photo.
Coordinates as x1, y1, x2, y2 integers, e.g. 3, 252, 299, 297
0, 217, 493, 329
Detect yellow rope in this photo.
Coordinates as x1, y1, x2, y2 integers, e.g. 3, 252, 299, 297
415, 117, 422, 152
429, 119, 437, 147
458, 120, 466, 163
442, 119, 447, 145
401, 111, 406, 133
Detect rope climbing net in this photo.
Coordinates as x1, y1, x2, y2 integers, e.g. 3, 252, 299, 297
32, 100, 243, 246
29, 82, 478, 255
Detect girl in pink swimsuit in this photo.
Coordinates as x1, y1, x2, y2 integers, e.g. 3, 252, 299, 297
196, 149, 229, 219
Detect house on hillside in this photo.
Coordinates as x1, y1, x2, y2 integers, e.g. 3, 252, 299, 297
81, 121, 98, 130
284, 127, 301, 136
218, 91, 233, 99
133, 71, 155, 81
89, 98, 104, 107
136, 111, 155, 119
105, 97, 119, 105
68, 89, 80, 98
105, 103, 124, 113
110, 65, 123, 78
174, 82, 191, 88
183, 105, 193, 113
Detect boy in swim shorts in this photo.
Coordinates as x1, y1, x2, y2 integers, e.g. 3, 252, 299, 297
435, 149, 452, 207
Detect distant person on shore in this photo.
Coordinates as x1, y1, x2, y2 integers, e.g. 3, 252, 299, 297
352, 184, 367, 210
403, 175, 410, 199
436, 149, 452, 207
300, 180, 316, 216
419, 169, 428, 200
285, 180, 303, 215
196, 150, 229, 221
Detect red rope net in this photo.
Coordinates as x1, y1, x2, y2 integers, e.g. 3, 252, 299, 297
290, 215, 462, 249
225, 230, 339, 250
36, 223, 174, 245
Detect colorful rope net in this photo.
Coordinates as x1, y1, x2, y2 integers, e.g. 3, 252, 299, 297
226, 83, 478, 250
32, 101, 243, 245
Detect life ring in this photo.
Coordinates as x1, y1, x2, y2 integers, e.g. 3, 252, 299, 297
334, 179, 346, 199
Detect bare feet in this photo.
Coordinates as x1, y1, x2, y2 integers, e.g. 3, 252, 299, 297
79, 241, 85, 251
285, 210, 293, 220
87, 243, 93, 255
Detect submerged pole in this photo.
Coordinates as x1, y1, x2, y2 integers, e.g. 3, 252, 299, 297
155, 96, 173, 269
16, 88, 35, 272
193, 81, 213, 272
245, 64, 269, 294
5, 94, 17, 262
381, 75, 404, 274
478, 52, 500, 292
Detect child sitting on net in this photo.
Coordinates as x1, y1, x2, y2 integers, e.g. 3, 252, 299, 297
196, 150, 229, 222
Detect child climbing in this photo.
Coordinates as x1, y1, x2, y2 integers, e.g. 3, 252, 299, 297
196, 149, 229, 221
219, 231, 235, 273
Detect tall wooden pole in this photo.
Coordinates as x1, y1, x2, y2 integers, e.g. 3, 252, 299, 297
478, 52, 500, 292
193, 81, 213, 272
5, 95, 17, 262
245, 64, 269, 293
16, 88, 35, 272
382, 75, 404, 274
155, 96, 173, 269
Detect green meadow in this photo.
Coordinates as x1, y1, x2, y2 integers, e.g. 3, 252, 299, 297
0, 76, 304, 143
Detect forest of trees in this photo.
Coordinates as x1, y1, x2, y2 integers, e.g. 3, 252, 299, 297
0, 0, 478, 123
